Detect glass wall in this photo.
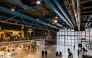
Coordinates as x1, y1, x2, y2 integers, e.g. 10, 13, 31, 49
57, 28, 92, 46
57, 29, 77, 46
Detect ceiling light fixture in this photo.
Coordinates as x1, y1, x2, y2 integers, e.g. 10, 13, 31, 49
55, 16, 58, 18
11, 6, 16, 11
36, 1, 41, 4
52, 19, 58, 24
16, 22, 17, 23
37, 19, 39, 20
11, 8, 15, 11
43, 14, 45, 15
54, 20, 58, 23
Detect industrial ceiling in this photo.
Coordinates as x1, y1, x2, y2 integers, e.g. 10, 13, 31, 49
0, 0, 92, 31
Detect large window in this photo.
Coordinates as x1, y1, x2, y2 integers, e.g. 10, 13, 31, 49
57, 28, 92, 48
57, 29, 77, 46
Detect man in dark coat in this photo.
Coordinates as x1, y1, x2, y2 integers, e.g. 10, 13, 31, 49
42, 50, 44, 57
45, 50, 47, 57
78, 49, 80, 56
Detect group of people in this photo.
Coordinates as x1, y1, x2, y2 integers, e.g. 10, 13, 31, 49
78, 47, 87, 56
67, 48, 73, 58
41, 45, 88, 58
56, 51, 62, 57
42, 50, 47, 58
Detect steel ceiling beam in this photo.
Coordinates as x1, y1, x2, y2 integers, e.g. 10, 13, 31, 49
77, 0, 81, 30
0, 6, 60, 29
43, 0, 73, 28
53, 0, 75, 28
0, 15, 46, 29
85, 16, 92, 28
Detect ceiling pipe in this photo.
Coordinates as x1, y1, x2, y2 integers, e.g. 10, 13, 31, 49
87, 23, 91, 28
5, 16, 16, 21
0, 6, 60, 29
66, 0, 77, 27
0, 15, 62, 30
77, 0, 81, 31
84, 17, 90, 28
71, 0, 78, 28
0, 15, 61, 30
85, 16, 92, 28
43, 0, 73, 28
0, 15, 41, 27
0, 20, 52, 30
53, 0, 75, 28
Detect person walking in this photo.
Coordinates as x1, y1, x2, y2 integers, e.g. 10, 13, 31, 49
82, 47, 85, 52
42, 50, 44, 58
74, 45, 75, 50
68, 52, 73, 58
78, 49, 80, 57
56, 51, 58, 56
59, 51, 62, 57
68, 48, 70, 53
45, 50, 47, 57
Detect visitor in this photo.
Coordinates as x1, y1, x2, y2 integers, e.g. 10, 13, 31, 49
56, 51, 58, 56
82, 47, 85, 52
42, 50, 44, 57
74, 45, 75, 50
78, 49, 80, 57
68, 48, 70, 53
68, 52, 73, 58
59, 51, 62, 57
45, 50, 47, 57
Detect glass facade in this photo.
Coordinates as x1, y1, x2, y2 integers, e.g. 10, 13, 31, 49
57, 29, 77, 46
57, 28, 92, 46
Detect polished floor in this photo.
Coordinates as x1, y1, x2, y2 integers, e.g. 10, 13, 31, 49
3, 44, 92, 58
12, 45, 78, 58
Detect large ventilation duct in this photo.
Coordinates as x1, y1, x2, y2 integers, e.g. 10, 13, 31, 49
53, 0, 75, 28
43, 0, 73, 28
77, 0, 81, 30
71, 0, 78, 28
0, 6, 61, 29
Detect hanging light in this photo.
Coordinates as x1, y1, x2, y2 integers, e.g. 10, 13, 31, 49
52, 18, 58, 24
11, 8, 15, 11
37, 19, 39, 20
15, 22, 17, 23
11, 6, 16, 11
36, 0, 41, 4
45, 32, 46, 34
43, 14, 45, 15
54, 20, 58, 23
55, 16, 58, 18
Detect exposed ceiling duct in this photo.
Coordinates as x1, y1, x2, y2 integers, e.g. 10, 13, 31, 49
71, 0, 78, 28
0, 6, 61, 30
20, 0, 42, 6
0, 0, 92, 30
53, 0, 75, 28
43, 0, 73, 28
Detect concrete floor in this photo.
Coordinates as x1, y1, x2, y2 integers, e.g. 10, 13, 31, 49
11, 45, 78, 58
3, 44, 92, 58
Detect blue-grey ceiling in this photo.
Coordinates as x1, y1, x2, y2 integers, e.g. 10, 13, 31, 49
0, 0, 92, 31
